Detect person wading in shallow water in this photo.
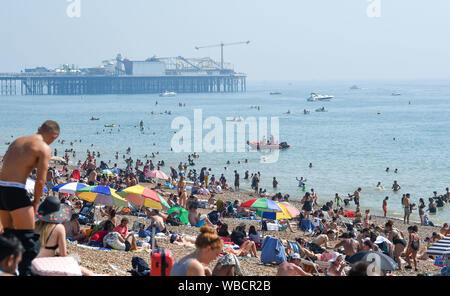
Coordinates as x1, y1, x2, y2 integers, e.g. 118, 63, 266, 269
0, 120, 60, 276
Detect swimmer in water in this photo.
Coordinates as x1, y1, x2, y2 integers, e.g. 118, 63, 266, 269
392, 181, 401, 192
377, 182, 384, 190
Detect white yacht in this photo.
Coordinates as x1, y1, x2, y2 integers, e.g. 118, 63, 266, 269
159, 91, 177, 97
307, 92, 334, 102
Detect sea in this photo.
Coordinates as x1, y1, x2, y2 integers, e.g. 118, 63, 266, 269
1, 80, 449, 225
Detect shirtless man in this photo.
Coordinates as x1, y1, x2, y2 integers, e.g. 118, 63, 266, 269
276, 254, 312, 276
0, 120, 60, 275
311, 230, 335, 250
392, 181, 401, 192
334, 232, 360, 257
145, 208, 169, 235
87, 168, 98, 186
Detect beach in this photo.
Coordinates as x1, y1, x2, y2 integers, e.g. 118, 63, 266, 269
63, 186, 442, 276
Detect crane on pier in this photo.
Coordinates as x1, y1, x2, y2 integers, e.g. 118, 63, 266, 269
195, 41, 250, 70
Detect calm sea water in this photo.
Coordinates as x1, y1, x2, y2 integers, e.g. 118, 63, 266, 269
1, 80, 449, 224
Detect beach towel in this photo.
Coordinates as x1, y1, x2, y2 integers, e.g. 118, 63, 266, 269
288, 241, 301, 255
72, 169, 80, 181
217, 253, 243, 276
31, 257, 82, 276
260, 236, 287, 265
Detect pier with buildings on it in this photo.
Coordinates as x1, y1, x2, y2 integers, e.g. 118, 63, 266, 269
0, 54, 246, 96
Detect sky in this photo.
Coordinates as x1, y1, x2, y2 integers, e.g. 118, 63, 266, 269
1, 0, 450, 81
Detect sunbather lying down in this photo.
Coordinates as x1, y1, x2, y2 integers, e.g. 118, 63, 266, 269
281, 239, 316, 260
223, 240, 258, 258
170, 234, 197, 248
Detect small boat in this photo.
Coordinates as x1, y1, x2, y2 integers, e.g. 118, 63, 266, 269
315, 107, 328, 112
307, 92, 334, 102
247, 140, 290, 150
104, 124, 117, 128
270, 92, 282, 95
350, 85, 360, 90
226, 117, 243, 122
90, 117, 100, 121
159, 91, 176, 97
392, 92, 401, 96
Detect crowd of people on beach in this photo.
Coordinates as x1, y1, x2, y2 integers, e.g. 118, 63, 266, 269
0, 120, 449, 277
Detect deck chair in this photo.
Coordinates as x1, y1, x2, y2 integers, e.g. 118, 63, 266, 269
78, 203, 95, 225
299, 258, 321, 274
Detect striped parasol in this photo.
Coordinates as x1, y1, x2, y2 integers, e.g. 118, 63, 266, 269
52, 182, 88, 195
116, 185, 170, 210
76, 185, 128, 208
427, 235, 450, 256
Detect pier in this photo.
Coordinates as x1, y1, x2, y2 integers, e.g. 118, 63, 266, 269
0, 55, 247, 96
0, 73, 246, 96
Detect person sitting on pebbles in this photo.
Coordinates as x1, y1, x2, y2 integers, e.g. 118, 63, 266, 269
276, 254, 312, 276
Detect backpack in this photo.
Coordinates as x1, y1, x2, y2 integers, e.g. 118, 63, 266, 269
166, 216, 181, 226
131, 256, 150, 276
207, 210, 221, 225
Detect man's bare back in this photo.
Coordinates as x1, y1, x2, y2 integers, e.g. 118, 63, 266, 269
0, 120, 59, 276
0, 134, 52, 209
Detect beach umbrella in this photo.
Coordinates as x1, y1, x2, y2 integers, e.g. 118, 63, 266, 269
116, 185, 170, 210
145, 170, 169, 180
347, 250, 398, 272
76, 185, 128, 208
241, 198, 283, 231
279, 202, 300, 218
100, 169, 114, 176
50, 156, 67, 164
26, 178, 48, 194
52, 182, 87, 195
240, 198, 282, 212
426, 235, 450, 256
167, 206, 189, 225
257, 202, 292, 220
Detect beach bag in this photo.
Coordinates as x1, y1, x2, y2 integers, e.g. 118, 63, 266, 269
166, 216, 181, 226
435, 255, 445, 267
151, 248, 174, 276
207, 210, 221, 225
139, 229, 153, 238
131, 256, 150, 276
31, 257, 82, 276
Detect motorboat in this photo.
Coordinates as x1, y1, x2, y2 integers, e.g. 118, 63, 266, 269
270, 92, 282, 95
104, 124, 117, 128
226, 117, 243, 122
159, 91, 177, 97
307, 92, 334, 102
247, 140, 290, 150
90, 117, 100, 121
392, 92, 401, 96
350, 85, 360, 90
303, 109, 310, 115
315, 107, 328, 112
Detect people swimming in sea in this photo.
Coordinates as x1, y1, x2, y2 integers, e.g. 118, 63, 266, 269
392, 181, 401, 192
377, 182, 384, 190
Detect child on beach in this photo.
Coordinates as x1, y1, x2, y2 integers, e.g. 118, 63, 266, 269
382, 197, 389, 217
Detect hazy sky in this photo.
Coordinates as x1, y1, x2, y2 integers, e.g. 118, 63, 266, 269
1, 0, 450, 81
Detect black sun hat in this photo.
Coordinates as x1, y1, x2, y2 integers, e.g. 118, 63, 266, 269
35, 195, 71, 223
